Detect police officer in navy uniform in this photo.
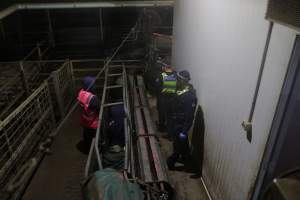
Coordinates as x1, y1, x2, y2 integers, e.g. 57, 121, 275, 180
167, 70, 197, 170
156, 64, 177, 135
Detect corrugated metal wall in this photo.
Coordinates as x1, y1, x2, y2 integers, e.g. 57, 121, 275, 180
172, 0, 297, 199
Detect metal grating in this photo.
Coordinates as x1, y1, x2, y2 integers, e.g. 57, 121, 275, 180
0, 63, 24, 120
51, 60, 75, 119
0, 82, 55, 190
267, 0, 300, 30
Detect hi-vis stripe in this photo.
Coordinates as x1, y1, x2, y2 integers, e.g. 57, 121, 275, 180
162, 72, 176, 93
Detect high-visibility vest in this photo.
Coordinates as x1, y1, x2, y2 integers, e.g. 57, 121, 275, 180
175, 86, 197, 121
176, 86, 190, 96
77, 89, 99, 129
161, 72, 177, 93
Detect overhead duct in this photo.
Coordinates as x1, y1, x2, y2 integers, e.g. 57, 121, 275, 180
0, 5, 18, 19
0, 1, 174, 20
266, 0, 300, 31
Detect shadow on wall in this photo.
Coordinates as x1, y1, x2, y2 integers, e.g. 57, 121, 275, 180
191, 105, 205, 176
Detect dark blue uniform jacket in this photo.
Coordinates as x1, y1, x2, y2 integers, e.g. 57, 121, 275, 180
174, 87, 197, 134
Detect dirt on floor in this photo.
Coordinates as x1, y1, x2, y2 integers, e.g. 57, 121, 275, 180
147, 94, 209, 200
23, 108, 87, 200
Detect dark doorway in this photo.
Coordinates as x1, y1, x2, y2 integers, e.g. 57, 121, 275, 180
254, 36, 300, 199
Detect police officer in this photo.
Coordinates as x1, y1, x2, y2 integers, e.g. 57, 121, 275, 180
156, 64, 177, 134
167, 70, 197, 170
77, 76, 100, 151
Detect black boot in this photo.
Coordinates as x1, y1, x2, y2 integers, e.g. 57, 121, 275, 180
167, 156, 176, 170
184, 156, 198, 173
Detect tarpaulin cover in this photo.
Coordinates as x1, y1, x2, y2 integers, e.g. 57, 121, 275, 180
82, 168, 144, 200
102, 147, 125, 170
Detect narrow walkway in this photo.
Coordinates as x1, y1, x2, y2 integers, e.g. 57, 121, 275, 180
22, 95, 209, 200
23, 107, 87, 200
147, 95, 209, 200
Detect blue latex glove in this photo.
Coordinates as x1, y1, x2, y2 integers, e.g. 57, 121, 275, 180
179, 132, 188, 140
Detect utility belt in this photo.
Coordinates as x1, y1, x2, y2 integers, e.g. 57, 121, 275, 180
172, 113, 185, 122
160, 92, 176, 98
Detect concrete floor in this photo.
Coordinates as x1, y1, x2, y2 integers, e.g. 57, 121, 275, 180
23, 108, 87, 200
147, 94, 209, 200
21, 94, 209, 200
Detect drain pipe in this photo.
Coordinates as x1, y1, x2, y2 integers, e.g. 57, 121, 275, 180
0, 1, 174, 20
242, 22, 274, 142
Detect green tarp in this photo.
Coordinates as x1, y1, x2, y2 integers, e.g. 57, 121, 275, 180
82, 169, 144, 200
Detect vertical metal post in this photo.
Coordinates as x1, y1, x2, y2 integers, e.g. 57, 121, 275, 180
66, 59, 75, 100
19, 61, 30, 96
45, 81, 57, 126
242, 22, 274, 143
99, 8, 104, 42
37, 43, 42, 59
52, 70, 64, 118
46, 10, 55, 47
69, 60, 76, 97
37, 43, 42, 70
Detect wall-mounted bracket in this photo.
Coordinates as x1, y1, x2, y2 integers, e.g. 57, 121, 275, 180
242, 120, 252, 142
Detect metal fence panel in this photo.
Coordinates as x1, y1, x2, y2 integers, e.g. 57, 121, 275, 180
51, 61, 75, 119
0, 63, 25, 120
0, 82, 55, 191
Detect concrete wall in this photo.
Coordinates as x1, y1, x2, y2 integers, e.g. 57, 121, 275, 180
172, 0, 297, 199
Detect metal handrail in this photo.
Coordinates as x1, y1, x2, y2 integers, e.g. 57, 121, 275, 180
0, 82, 47, 128
0, 1, 175, 20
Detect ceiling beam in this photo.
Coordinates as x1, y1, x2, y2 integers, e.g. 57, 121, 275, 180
0, 5, 18, 19
0, 1, 174, 19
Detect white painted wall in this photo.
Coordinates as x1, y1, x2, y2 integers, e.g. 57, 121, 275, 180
172, 0, 297, 199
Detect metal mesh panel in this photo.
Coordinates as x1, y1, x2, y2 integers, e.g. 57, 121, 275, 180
0, 63, 25, 120
51, 61, 75, 118
0, 82, 55, 189
267, 0, 300, 30
23, 62, 42, 90
22, 42, 49, 62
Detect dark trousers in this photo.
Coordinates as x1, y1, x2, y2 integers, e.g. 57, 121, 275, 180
157, 94, 175, 133
157, 94, 166, 126
168, 125, 191, 165
83, 127, 96, 151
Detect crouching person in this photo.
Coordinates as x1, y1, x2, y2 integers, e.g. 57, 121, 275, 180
102, 86, 126, 170
77, 76, 100, 152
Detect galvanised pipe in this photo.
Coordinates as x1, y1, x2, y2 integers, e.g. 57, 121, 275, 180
0, 1, 174, 20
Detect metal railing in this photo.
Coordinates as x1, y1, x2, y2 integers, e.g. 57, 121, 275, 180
50, 60, 75, 119
0, 81, 56, 196
0, 43, 50, 120
0, 58, 75, 198
85, 63, 133, 177
0, 58, 140, 121
70, 59, 106, 97
0, 63, 24, 120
